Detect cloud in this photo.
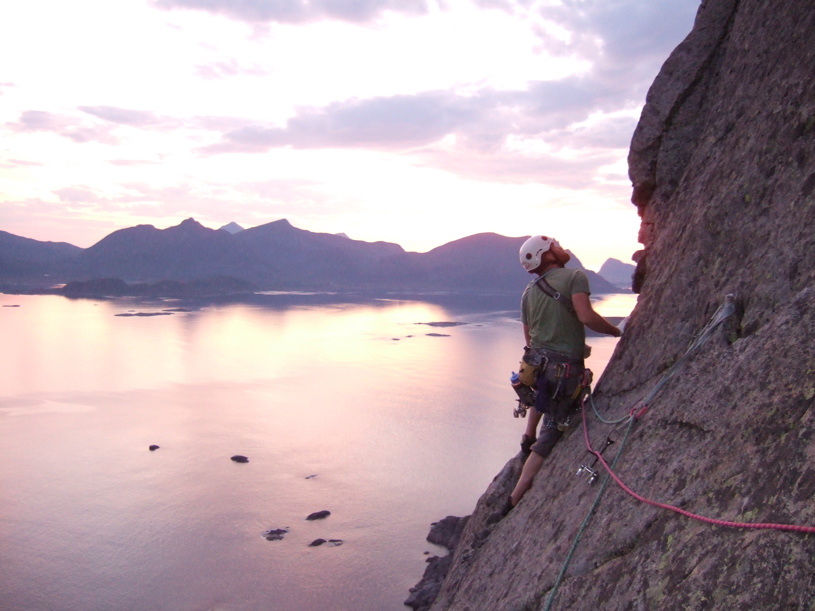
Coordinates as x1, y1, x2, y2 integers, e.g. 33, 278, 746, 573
501, 77, 613, 132
0, 82, 17, 95
536, 0, 701, 94
414, 137, 625, 187
0, 158, 44, 168
77, 105, 184, 132
470, 0, 517, 9
54, 186, 111, 204
5, 106, 184, 145
77, 106, 162, 127
8, 110, 73, 132
5, 110, 120, 144
153, 0, 430, 24
197, 78, 632, 156
194, 81, 639, 187
187, 0, 700, 154
189, 0, 700, 190
191, 115, 258, 132
107, 159, 163, 167
199, 91, 485, 154
547, 115, 640, 150
194, 59, 270, 80
185, 5, 695, 192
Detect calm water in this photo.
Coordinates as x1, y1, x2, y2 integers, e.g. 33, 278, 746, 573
0, 291, 635, 611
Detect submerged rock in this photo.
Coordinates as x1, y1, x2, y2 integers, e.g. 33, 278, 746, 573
306, 510, 330, 521
308, 538, 343, 548
230, 455, 249, 463
418, 321, 466, 328
263, 528, 289, 541
148, 445, 160, 451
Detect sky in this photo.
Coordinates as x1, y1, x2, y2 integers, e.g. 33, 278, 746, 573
0, 0, 700, 271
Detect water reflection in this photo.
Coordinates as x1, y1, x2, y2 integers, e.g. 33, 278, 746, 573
0, 291, 636, 611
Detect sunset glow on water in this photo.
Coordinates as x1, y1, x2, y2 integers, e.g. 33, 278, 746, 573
0, 292, 635, 610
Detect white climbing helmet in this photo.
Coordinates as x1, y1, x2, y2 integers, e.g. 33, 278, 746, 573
519, 235, 557, 272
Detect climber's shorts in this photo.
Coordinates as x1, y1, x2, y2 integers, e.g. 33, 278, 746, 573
530, 418, 563, 458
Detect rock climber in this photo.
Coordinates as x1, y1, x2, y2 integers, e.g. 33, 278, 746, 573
507, 235, 622, 510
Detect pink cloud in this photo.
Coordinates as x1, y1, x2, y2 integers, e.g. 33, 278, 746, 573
153, 0, 429, 24
6, 110, 120, 144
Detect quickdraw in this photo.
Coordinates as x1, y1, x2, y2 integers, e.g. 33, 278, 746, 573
576, 423, 618, 484
551, 363, 569, 399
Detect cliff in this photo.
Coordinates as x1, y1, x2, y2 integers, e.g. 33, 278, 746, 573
417, 0, 815, 609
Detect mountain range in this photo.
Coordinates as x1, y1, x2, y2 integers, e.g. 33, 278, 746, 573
0, 219, 632, 296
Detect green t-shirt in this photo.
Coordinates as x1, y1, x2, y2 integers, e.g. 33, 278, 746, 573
521, 267, 590, 360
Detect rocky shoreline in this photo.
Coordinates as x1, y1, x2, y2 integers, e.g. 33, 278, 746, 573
405, 455, 525, 610
404, 515, 470, 611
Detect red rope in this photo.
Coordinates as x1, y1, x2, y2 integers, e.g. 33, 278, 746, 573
582, 406, 815, 534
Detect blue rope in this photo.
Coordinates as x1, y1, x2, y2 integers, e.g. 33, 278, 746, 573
590, 393, 629, 425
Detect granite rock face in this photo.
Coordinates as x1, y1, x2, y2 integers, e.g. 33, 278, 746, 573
425, 1, 815, 609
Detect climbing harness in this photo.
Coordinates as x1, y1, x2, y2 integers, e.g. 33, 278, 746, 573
511, 358, 593, 426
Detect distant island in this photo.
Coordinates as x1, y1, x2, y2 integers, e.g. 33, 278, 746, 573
0, 219, 634, 298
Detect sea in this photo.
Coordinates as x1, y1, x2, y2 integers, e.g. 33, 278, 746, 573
0, 290, 636, 611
